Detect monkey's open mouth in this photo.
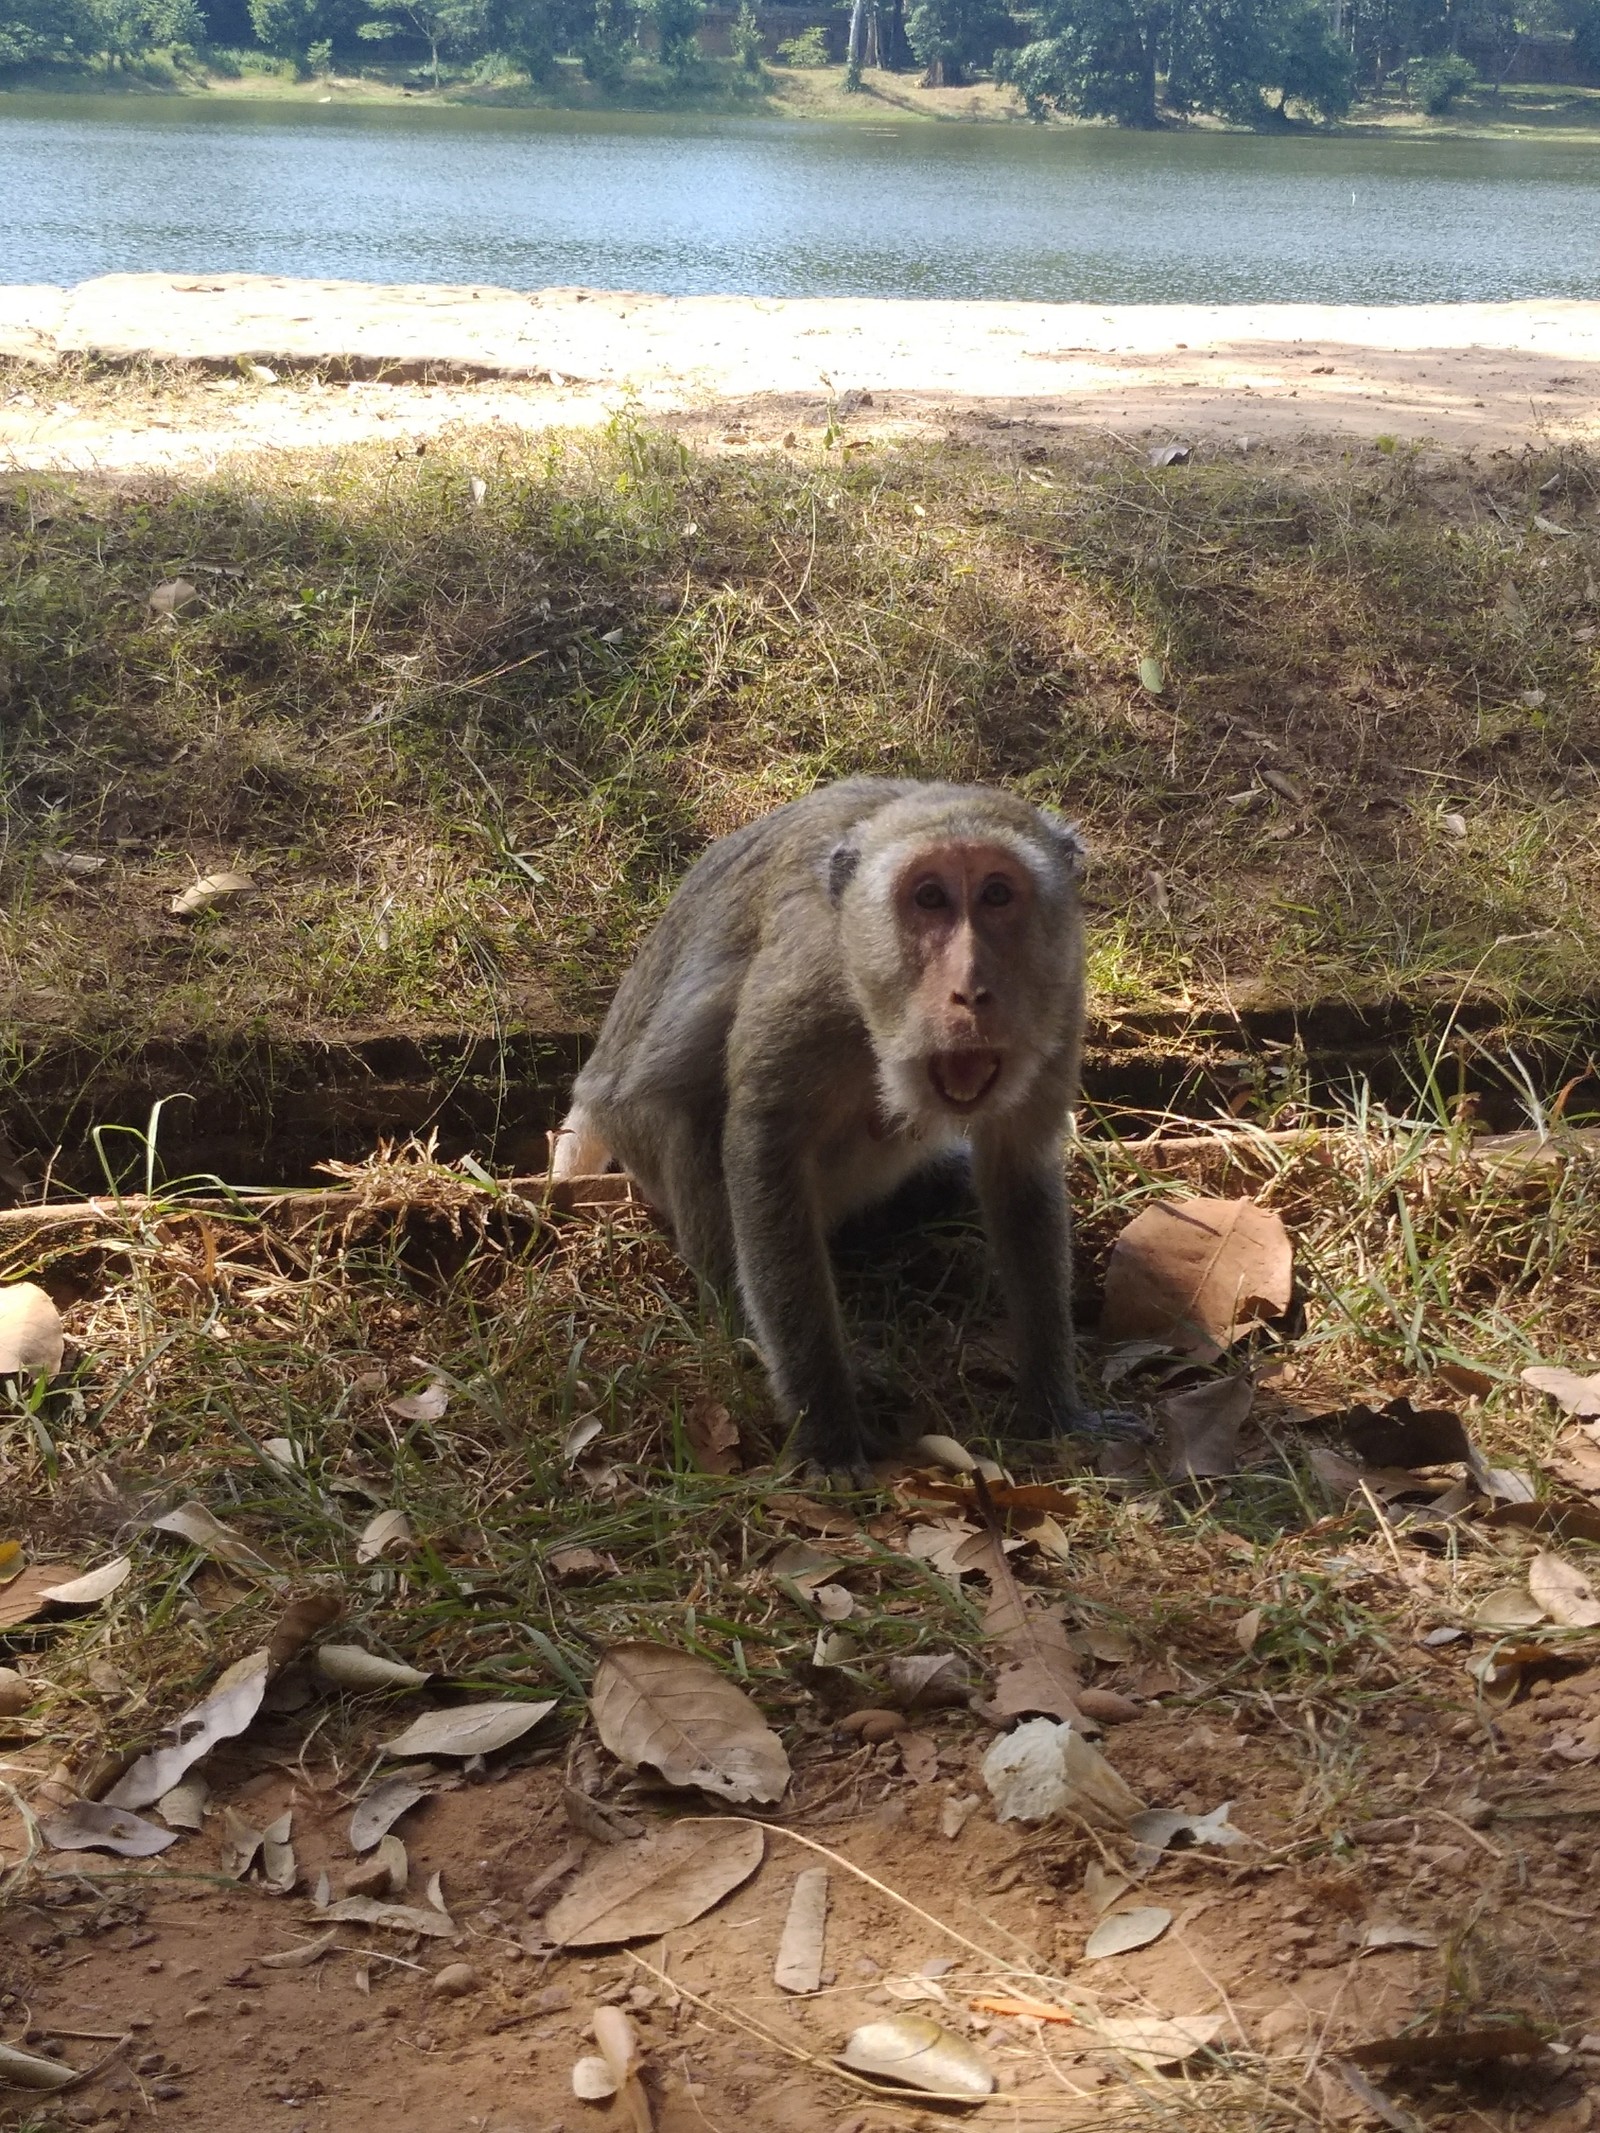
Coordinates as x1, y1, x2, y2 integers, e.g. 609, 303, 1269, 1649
930, 1051, 1003, 1110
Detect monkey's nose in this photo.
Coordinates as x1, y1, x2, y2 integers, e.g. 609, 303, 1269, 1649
950, 986, 993, 1008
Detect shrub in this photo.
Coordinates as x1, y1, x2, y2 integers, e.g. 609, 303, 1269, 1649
776, 23, 827, 64
1410, 51, 1475, 113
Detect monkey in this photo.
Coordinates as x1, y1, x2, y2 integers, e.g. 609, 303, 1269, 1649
551, 778, 1098, 1474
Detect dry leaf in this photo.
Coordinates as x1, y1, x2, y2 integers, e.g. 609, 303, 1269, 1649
1094, 2014, 1225, 2069
1163, 1376, 1253, 1480
1085, 1905, 1172, 1960
150, 1502, 274, 1573
387, 1379, 449, 1424
548, 1545, 608, 1579
383, 1700, 555, 1760
1438, 1362, 1495, 1399
940, 1793, 979, 1839
155, 1772, 210, 1831
813, 1583, 854, 1621
39, 1800, 178, 1857
1523, 1364, 1600, 1419
1084, 1860, 1130, 1914
1528, 1551, 1600, 1628
685, 1398, 740, 1474
545, 1820, 765, 1947
0, 2040, 78, 2091
983, 1717, 1144, 1827
572, 2057, 618, 2100
147, 577, 199, 615
38, 1557, 131, 1606
316, 1644, 430, 1692
774, 1867, 828, 1994
1327, 1398, 1474, 1469
1101, 1198, 1291, 1356
1127, 1803, 1247, 1865
839, 2015, 995, 2099
260, 1928, 340, 1969
916, 1433, 978, 1473
974, 1530, 1082, 1724
0, 1667, 31, 1716
1474, 1585, 1546, 1630
105, 1649, 269, 1809
906, 1518, 982, 1581
896, 1731, 940, 1785
1235, 1607, 1263, 1652
350, 1774, 428, 1852
563, 1414, 604, 1464
970, 1992, 1076, 2022
1549, 1434, 1600, 1494
169, 870, 253, 918
0, 1283, 64, 1375
1348, 2027, 1546, 2069
884, 1651, 969, 1708
261, 1809, 296, 1893
219, 1804, 265, 1879
0, 1564, 83, 1630
590, 1643, 790, 1805
322, 1895, 456, 1936
356, 1509, 413, 1563
0, 1540, 21, 1584
265, 1590, 342, 1673
1361, 1922, 1438, 1952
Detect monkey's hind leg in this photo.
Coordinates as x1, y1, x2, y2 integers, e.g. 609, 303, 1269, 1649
549, 1103, 613, 1181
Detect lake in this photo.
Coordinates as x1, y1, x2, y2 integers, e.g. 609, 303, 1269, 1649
3, 92, 1599, 303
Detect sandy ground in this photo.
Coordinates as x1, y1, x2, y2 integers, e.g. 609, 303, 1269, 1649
4, 272, 1600, 470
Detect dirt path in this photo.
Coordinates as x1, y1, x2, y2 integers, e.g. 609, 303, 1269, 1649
5, 273, 1600, 469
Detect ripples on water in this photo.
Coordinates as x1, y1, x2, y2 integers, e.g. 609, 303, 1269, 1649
3, 93, 1597, 301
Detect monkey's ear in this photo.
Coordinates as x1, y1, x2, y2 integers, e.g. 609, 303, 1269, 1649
1038, 812, 1087, 881
827, 841, 862, 902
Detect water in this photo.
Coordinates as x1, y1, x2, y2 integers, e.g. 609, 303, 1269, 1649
3, 91, 1599, 302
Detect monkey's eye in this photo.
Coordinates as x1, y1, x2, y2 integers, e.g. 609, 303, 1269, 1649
979, 878, 1015, 907
912, 880, 950, 911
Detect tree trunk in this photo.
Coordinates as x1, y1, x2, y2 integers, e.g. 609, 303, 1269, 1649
430, 31, 440, 84
864, 1, 879, 66
1136, 32, 1158, 122
846, 0, 865, 85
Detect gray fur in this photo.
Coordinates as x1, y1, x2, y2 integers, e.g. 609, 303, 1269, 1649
554, 777, 1089, 1469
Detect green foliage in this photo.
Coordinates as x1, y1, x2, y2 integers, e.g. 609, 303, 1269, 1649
775, 20, 828, 61
905, 0, 1011, 81
305, 28, 330, 57
1409, 47, 1475, 108
649, 0, 701, 70
729, 0, 761, 69
996, 0, 1166, 123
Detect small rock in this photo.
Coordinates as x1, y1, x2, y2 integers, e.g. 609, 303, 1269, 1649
145, 1959, 164, 1973
343, 1857, 394, 1898
0, 1667, 31, 1716
430, 1963, 481, 1999
182, 2003, 212, 2021
1457, 1796, 1494, 1828
151, 2083, 184, 2102
134, 2053, 164, 2075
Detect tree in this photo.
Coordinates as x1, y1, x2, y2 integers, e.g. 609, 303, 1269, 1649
579, 0, 633, 80
997, 0, 1168, 122
249, 0, 319, 56
648, 0, 700, 69
905, 0, 1010, 80
359, 0, 489, 82
0, 0, 98, 63
729, 0, 762, 69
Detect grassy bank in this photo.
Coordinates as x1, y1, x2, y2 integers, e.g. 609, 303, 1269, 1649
3, 385, 1599, 1070
7, 56, 1600, 134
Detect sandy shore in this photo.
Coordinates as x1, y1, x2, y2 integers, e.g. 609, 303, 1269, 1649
4, 271, 1600, 469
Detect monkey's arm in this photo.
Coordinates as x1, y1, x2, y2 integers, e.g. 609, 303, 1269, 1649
722, 1091, 867, 1475
970, 1137, 1088, 1436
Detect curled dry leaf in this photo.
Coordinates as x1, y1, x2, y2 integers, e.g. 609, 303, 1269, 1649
350, 1774, 428, 1852
590, 1643, 790, 1806
1235, 1606, 1263, 1652
1474, 1585, 1546, 1630
155, 1772, 210, 1831
0, 1565, 82, 1630
147, 577, 199, 615
383, 1699, 556, 1760
572, 2056, 619, 2100
544, 1819, 765, 1948
220, 1804, 266, 1880
0, 2040, 79, 2091
941, 1793, 980, 1840
885, 1652, 970, 1709
0, 1282, 64, 1376
973, 1528, 1082, 1724
316, 1644, 431, 1693
1101, 1198, 1292, 1357
38, 1557, 131, 1606
916, 1433, 977, 1474
774, 1867, 828, 1994
1528, 1551, 1600, 1629
0, 1666, 31, 1716
39, 1800, 178, 1857
840, 2016, 995, 2099
259, 1928, 340, 1969
983, 1717, 1144, 1828
105, 1649, 270, 1810
813, 1583, 854, 1621
685, 1398, 740, 1474
265, 1589, 342, 1673
388, 1379, 449, 1424
1084, 1860, 1130, 1915
1327, 1397, 1473, 1470
1523, 1364, 1600, 1419
1163, 1376, 1253, 1480
150, 1502, 274, 1573
169, 870, 253, 919
1085, 1905, 1172, 1960
356, 1509, 413, 1563
1128, 1802, 1247, 1866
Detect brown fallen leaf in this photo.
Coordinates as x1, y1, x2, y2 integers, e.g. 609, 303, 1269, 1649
1488, 1497, 1600, 1546
0, 1564, 85, 1630
967, 1520, 1082, 1724
971, 1992, 1077, 2023
1528, 1550, 1600, 1628
0, 2039, 79, 2091
1347, 2027, 1546, 2069
840, 2015, 994, 2099
147, 577, 199, 615
1100, 1198, 1292, 1357
773, 1866, 828, 1994
685, 1398, 740, 1475
1322, 1397, 1473, 1469
1549, 1434, 1600, 1494
914, 1479, 1081, 1517
1162, 1375, 1253, 1480
321, 1895, 456, 1936
39, 1800, 178, 1857
0, 1282, 64, 1376
590, 1643, 790, 1805
150, 1501, 276, 1574
896, 1732, 940, 1784
547, 1545, 610, 1580
544, 1819, 765, 1947
105, 1650, 270, 1809
884, 1652, 969, 1708
266, 1590, 342, 1674
1093, 2014, 1226, 2069
1437, 1362, 1496, 1400
1085, 1905, 1171, 1960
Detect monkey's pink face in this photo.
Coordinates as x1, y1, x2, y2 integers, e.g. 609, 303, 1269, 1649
894, 838, 1038, 1116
